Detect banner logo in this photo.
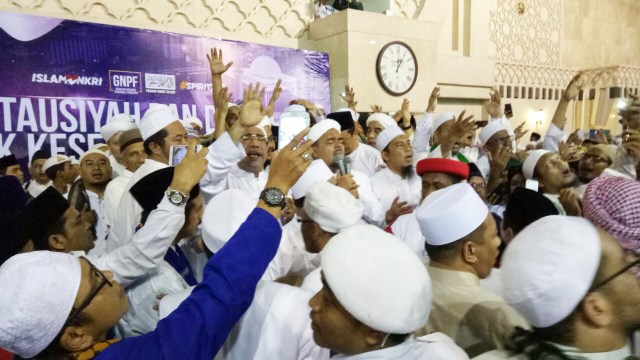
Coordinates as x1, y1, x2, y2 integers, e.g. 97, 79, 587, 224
31, 73, 103, 86
145, 73, 176, 94
109, 70, 142, 95
179, 80, 212, 91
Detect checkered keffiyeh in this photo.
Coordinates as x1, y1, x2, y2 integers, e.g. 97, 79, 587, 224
583, 174, 640, 250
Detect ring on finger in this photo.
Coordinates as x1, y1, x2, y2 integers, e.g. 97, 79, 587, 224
301, 153, 311, 162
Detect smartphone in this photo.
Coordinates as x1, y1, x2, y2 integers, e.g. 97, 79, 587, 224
474, 120, 489, 128
278, 111, 310, 150
525, 179, 540, 192
504, 104, 513, 118
169, 145, 202, 166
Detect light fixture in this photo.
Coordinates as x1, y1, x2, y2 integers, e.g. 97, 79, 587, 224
534, 109, 544, 127
618, 99, 629, 110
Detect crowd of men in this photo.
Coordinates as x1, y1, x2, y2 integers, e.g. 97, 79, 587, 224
0, 47, 639, 360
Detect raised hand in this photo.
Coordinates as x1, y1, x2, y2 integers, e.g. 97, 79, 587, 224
265, 128, 314, 193
484, 88, 503, 118
487, 143, 510, 179
239, 83, 266, 128
341, 85, 357, 109
385, 196, 413, 224
335, 174, 360, 199
563, 73, 585, 101
513, 121, 528, 140
559, 188, 582, 217
265, 79, 283, 118
206, 48, 233, 76
594, 129, 608, 144
213, 86, 232, 110
171, 139, 209, 193
444, 110, 475, 143
427, 86, 440, 112
370, 104, 383, 113
401, 98, 411, 126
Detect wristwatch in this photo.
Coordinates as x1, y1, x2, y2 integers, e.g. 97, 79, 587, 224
166, 188, 189, 206
260, 187, 286, 209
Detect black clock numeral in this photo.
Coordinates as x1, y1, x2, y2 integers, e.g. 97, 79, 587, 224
382, 73, 388, 81
406, 75, 412, 82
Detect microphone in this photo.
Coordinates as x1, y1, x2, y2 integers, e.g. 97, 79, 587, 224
343, 156, 351, 175
332, 154, 348, 176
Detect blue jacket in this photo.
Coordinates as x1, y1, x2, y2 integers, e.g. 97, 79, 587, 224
97, 208, 281, 359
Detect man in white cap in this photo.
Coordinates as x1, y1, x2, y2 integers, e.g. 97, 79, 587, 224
522, 149, 577, 215
426, 111, 476, 163
309, 225, 469, 359
100, 113, 137, 178
23, 149, 52, 198
415, 183, 528, 357
331, 111, 384, 176
160, 189, 329, 360
67, 149, 112, 256
107, 104, 187, 251
474, 120, 513, 188
43, 154, 75, 195
103, 128, 146, 226
309, 119, 386, 227
475, 216, 640, 359
365, 112, 397, 148
185, 116, 204, 134
370, 124, 421, 225
263, 159, 334, 282
0, 129, 314, 359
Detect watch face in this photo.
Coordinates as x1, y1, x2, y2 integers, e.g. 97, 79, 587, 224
265, 189, 284, 203
170, 192, 184, 204
376, 41, 418, 96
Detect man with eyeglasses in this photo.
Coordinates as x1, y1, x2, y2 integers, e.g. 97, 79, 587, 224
476, 121, 515, 194
475, 216, 640, 360
574, 144, 614, 197
522, 149, 579, 215
0, 129, 315, 359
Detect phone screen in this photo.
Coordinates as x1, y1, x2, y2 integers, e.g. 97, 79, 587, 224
278, 111, 310, 150
170, 145, 188, 166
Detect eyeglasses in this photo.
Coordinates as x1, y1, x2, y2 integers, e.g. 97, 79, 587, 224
542, 154, 566, 169
589, 255, 640, 292
488, 135, 514, 146
297, 218, 314, 224
65, 257, 112, 325
470, 182, 486, 190
239, 134, 269, 143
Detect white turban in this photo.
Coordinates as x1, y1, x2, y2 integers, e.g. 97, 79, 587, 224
522, 149, 551, 180
79, 149, 110, 164
42, 154, 70, 172
202, 189, 256, 254
501, 216, 601, 328
416, 183, 488, 245
375, 124, 405, 152
308, 119, 340, 143
322, 225, 432, 333
185, 116, 203, 129
290, 160, 334, 200
139, 104, 180, 141
0, 251, 81, 358
479, 120, 508, 146
366, 113, 396, 129
100, 113, 136, 142
303, 182, 364, 233
431, 112, 456, 136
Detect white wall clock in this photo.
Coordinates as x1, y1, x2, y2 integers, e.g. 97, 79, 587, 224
376, 41, 418, 96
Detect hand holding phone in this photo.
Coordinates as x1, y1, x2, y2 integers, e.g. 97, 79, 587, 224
170, 144, 203, 166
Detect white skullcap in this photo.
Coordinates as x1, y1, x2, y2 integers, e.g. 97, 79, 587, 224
69, 156, 79, 166
522, 149, 551, 180
303, 182, 364, 233
308, 119, 340, 142
501, 216, 601, 328
79, 149, 110, 164
291, 160, 334, 200
285, 104, 306, 112
202, 189, 256, 253
431, 112, 456, 135
228, 102, 240, 109
0, 251, 81, 358
42, 154, 70, 172
139, 104, 180, 141
322, 225, 432, 333
159, 287, 193, 320
416, 183, 489, 245
375, 124, 405, 151
256, 116, 271, 136
479, 121, 507, 146
186, 116, 203, 129
100, 113, 136, 142
366, 113, 396, 129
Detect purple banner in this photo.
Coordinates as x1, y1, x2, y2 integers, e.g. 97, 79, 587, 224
0, 11, 331, 166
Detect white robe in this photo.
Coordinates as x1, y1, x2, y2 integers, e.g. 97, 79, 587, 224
370, 167, 422, 216
352, 170, 386, 227
473, 343, 632, 360
107, 159, 168, 251
206, 164, 268, 201
200, 132, 247, 204
25, 180, 50, 198
263, 219, 320, 281
86, 190, 108, 257
347, 143, 384, 177
390, 213, 426, 260
102, 169, 132, 227
83, 196, 186, 287
109, 152, 125, 178
332, 333, 469, 359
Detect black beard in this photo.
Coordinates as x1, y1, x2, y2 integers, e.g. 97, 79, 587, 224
401, 165, 414, 179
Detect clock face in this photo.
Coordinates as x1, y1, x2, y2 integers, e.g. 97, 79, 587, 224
376, 41, 418, 96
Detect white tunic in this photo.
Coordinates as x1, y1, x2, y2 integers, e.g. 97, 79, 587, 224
217, 281, 330, 360
263, 219, 320, 281
370, 167, 422, 215
84, 197, 186, 287
473, 343, 632, 360
107, 158, 168, 252
332, 333, 469, 360
347, 143, 384, 177
390, 213, 426, 259
25, 180, 50, 198
206, 164, 268, 200
103, 169, 132, 227
109, 152, 125, 178
352, 170, 386, 227
86, 190, 108, 257
200, 132, 247, 204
